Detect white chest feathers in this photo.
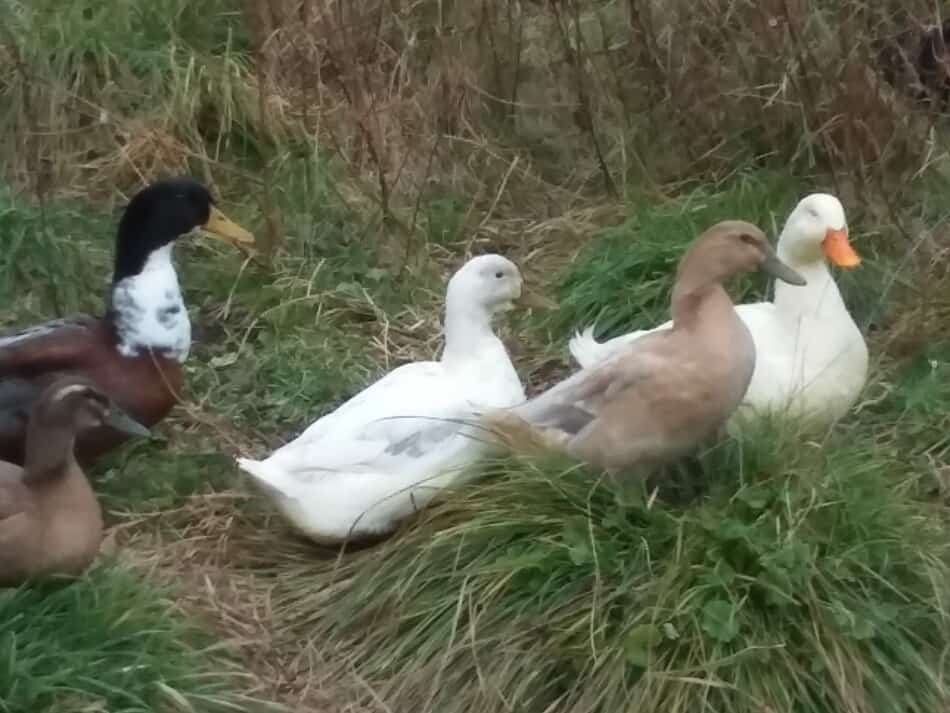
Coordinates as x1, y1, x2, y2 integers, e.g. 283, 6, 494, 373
111, 245, 191, 362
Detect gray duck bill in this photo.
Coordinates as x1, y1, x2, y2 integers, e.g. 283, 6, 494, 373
105, 406, 152, 438
761, 252, 807, 286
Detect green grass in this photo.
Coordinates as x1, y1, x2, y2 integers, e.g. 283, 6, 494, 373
4, 160, 950, 712
257, 173, 950, 713
289, 417, 950, 713
3, 0, 950, 710
0, 563, 276, 713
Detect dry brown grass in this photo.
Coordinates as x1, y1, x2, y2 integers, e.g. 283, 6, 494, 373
235, 0, 950, 205
117, 493, 370, 712
4, 0, 949, 263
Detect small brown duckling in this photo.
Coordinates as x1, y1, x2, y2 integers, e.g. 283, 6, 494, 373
0, 376, 150, 587
484, 220, 807, 474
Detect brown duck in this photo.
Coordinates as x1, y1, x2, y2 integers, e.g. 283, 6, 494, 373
484, 220, 807, 473
0, 376, 150, 587
0, 178, 254, 466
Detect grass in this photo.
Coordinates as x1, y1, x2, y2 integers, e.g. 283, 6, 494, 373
282, 418, 950, 713
551, 171, 806, 338
0, 563, 275, 713
2, 0, 950, 711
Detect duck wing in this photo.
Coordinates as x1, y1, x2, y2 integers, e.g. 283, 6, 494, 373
514, 341, 663, 435
0, 316, 104, 463
0, 316, 103, 377
261, 361, 488, 482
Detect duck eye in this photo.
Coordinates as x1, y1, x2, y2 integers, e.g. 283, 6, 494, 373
739, 234, 757, 245
495, 271, 504, 279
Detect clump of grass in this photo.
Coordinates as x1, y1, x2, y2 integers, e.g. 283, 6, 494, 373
550, 171, 806, 339
860, 340, 950, 456
96, 451, 241, 512
2, 0, 259, 194
0, 563, 276, 712
288, 420, 950, 713
0, 187, 113, 321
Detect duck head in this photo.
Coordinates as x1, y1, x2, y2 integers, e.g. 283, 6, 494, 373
779, 193, 859, 269
107, 178, 255, 362
112, 177, 254, 282
445, 254, 525, 315
32, 378, 152, 439
23, 377, 151, 480
678, 220, 808, 288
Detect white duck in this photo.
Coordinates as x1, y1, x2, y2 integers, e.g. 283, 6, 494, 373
568, 194, 868, 430
236, 255, 527, 544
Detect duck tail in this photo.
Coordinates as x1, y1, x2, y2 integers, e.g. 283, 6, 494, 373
568, 324, 606, 367
236, 456, 296, 499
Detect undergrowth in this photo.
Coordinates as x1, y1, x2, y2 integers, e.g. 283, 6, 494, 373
0, 563, 277, 713
291, 421, 950, 713
2, 0, 950, 711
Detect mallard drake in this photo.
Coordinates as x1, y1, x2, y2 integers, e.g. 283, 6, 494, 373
0, 376, 150, 587
237, 254, 527, 544
485, 221, 806, 473
0, 178, 253, 466
569, 194, 866, 430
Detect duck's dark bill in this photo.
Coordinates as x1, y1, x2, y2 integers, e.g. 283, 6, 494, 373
761, 253, 807, 286
202, 206, 255, 246
105, 407, 152, 438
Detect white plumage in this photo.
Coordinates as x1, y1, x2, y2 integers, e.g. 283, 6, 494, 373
237, 254, 527, 543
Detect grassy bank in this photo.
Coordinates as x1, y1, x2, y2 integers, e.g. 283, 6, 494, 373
1, 0, 950, 711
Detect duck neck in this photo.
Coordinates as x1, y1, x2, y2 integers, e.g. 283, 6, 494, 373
773, 241, 847, 319
440, 296, 498, 365
23, 419, 77, 485
108, 244, 191, 362
671, 282, 734, 330
670, 254, 734, 330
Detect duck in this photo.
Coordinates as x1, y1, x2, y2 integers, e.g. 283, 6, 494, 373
236, 254, 527, 544
0, 178, 254, 466
0, 376, 150, 587
568, 194, 867, 430
483, 221, 806, 473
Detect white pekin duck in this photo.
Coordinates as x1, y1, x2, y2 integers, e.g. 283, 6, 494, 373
237, 255, 527, 543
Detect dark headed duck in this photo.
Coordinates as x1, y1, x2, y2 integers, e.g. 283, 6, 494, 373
0, 178, 254, 465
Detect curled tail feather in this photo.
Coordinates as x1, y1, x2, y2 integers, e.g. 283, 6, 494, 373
236, 456, 298, 499
568, 324, 607, 368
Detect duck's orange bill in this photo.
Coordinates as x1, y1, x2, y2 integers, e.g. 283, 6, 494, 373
821, 228, 860, 268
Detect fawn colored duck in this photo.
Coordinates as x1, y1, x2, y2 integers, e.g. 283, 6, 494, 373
485, 221, 806, 473
0, 377, 150, 587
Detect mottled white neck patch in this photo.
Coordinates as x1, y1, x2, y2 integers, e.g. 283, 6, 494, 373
111, 244, 191, 362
